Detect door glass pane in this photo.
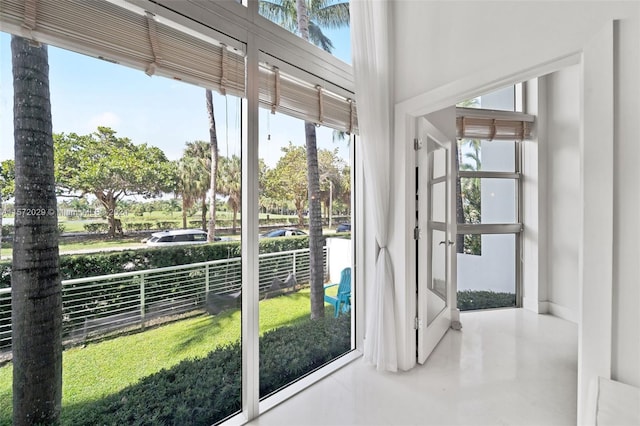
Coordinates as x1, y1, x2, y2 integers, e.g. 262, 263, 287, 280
427, 229, 447, 325
459, 178, 517, 224
457, 234, 516, 310
0, 37, 244, 424
432, 145, 447, 178
431, 182, 446, 223
258, 1, 352, 64
258, 107, 352, 399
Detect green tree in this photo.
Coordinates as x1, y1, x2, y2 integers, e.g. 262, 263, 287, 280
0, 159, 15, 254
259, 0, 350, 319
0, 160, 15, 202
54, 127, 175, 237
318, 148, 345, 227
218, 155, 241, 234
162, 198, 181, 216
337, 164, 351, 210
11, 35, 62, 426
264, 143, 308, 224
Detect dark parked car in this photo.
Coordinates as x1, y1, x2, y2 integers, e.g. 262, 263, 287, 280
336, 223, 351, 232
260, 228, 307, 238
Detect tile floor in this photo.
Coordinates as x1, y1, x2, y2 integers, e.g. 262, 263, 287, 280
247, 309, 578, 426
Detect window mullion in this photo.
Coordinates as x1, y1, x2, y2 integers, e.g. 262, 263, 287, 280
241, 32, 260, 423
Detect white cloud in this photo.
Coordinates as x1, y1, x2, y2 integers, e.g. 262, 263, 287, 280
87, 111, 121, 131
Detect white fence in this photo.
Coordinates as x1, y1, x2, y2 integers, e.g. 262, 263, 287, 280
0, 247, 326, 352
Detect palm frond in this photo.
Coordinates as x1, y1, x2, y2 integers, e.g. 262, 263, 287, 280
309, 21, 334, 52
259, 0, 298, 31
311, 1, 350, 29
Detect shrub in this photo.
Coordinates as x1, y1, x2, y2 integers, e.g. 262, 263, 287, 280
1, 225, 13, 237
155, 221, 178, 230
124, 222, 154, 232
0, 235, 313, 289
2, 223, 64, 237
83, 222, 109, 234
259, 314, 350, 398
62, 314, 350, 426
457, 290, 516, 311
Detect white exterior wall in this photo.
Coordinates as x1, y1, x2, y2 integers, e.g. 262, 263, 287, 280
326, 237, 352, 283
390, 1, 640, 422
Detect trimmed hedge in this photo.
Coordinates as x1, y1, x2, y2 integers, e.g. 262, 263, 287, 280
2, 223, 65, 237
457, 290, 516, 311
0, 235, 312, 289
259, 313, 350, 398
83, 223, 109, 234
61, 314, 350, 426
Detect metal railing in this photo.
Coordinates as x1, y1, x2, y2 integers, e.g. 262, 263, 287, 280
0, 247, 326, 352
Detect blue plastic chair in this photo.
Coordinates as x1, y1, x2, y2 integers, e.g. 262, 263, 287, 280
323, 267, 351, 317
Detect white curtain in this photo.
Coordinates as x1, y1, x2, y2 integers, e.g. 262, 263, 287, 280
351, 0, 398, 371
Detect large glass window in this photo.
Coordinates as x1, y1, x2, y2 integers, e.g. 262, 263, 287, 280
457, 234, 517, 310
455, 85, 523, 311
1, 0, 357, 423
1, 29, 245, 425
258, 107, 352, 399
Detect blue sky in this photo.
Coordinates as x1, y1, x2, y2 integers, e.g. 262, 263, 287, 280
0, 23, 351, 167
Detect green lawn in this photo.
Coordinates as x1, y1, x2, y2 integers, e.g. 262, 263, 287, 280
0, 288, 319, 425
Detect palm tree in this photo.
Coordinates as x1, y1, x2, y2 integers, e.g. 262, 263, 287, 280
11, 35, 62, 425
455, 98, 480, 254
458, 138, 482, 255
459, 138, 482, 225
180, 141, 210, 230
259, 0, 349, 319
218, 155, 241, 234
177, 156, 201, 229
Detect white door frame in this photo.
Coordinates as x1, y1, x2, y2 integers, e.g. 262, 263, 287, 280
393, 22, 614, 425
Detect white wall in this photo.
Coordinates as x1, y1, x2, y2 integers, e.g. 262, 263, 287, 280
391, 0, 640, 422
543, 66, 581, 323
457, 235, 516, 294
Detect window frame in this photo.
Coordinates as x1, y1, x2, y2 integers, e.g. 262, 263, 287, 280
455, 84, 526, 308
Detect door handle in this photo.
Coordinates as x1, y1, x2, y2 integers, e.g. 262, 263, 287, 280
439, 240, 455, 246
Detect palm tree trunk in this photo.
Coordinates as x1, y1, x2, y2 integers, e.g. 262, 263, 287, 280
296, 0, 325, 319
232, 206, 238, 235
11, 35, 62, 426
206, 89, 219, 242
182, 198, 188, 229
305, 121, 325, 319
201, 197, 207, 231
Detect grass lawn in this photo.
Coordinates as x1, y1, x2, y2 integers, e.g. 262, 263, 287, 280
0, 288, 320, 425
